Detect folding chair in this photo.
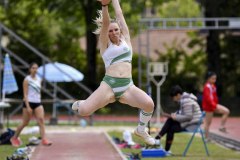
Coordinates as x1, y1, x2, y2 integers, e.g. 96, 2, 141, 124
182, 111, 210, 156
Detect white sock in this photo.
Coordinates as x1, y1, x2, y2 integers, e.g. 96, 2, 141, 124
72, 100, 84, 113
137, 110, 153, 132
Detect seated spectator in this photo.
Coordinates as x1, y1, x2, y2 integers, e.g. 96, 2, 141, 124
155, 85, 201, 155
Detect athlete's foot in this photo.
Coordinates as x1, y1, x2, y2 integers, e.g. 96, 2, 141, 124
72, 100, 81, 112
42, 138, 52, 146
134, 128, 155, 145
10, 137, 22, 147
219, 127, 227, 133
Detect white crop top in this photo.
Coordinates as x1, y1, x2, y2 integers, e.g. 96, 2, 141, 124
25, 75, 41, 103
102, 39, 132, 68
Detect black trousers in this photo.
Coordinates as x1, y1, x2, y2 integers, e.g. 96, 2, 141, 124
159, 118, 186, 151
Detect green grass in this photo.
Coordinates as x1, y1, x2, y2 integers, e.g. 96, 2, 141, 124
108, 131, 240, 160
0, 134, 39, 160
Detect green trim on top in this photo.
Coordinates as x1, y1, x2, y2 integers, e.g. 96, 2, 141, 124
110, 51, 131, 65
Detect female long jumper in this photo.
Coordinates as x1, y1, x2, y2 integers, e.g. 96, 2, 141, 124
72, 0, 156, 145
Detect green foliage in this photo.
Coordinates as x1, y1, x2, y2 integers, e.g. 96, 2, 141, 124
158, 0, 202, 18
156, 31, 206, 94
220, 34, 240, 97
97, 107, 111, 115
156, 0, 203, 27
0, 0, 86, 66
0, 0, 88, 98
111, 0, 170, 35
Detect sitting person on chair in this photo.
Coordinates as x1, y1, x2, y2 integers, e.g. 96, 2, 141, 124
155, 85, 201, 155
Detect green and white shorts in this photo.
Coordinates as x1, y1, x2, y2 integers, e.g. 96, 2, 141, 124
103, 75, 133, 100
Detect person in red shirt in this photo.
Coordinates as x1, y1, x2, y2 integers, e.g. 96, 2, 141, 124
202, 71, 230, 140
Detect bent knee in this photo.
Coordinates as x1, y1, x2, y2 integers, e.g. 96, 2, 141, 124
78, 106, 93, 117
225, 108, 230, 115
143, 98, 154, 112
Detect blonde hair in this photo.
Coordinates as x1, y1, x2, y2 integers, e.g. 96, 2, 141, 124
93, 10, 103, 35
93, 10, 121, 35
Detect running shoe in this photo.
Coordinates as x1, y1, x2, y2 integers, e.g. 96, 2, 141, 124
164, 150, 173, 156
134, 128, 155, 145
72, 100, 81, 111
155, 139, 161, 145
219, 127, 227, 133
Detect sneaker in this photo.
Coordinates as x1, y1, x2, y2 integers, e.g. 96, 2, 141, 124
219, 127, 227, 133
42, 138, 52, 146
72, 100, 81, 111
164, 150, 173, 156
155, 139, 161, 145
16, 146, 32, 155
10, 137, 22, 147
28, 136, 41, 145
134, 128, 155, 145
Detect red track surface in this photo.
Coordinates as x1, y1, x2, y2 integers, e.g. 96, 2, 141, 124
208, 117, 240, 141
30, 132, 123, 160
11, 114, 240, 142
10, 115, 240, 160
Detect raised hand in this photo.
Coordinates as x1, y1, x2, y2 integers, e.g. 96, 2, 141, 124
97, 0, 111, 5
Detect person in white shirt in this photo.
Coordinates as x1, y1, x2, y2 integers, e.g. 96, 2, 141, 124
72, 0, 155, 145
10, 62, 52, 147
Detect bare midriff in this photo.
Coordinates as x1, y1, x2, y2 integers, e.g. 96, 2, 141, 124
105, 62, 132, 78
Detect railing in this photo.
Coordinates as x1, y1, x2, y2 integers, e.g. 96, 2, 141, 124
138, 17, 240, 90
140, 17, 240, 30
0, 23, 93, 124
0, 23, 92, 97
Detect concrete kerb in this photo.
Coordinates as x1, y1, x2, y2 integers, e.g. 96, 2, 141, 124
209, 132, 240, 151
104, 132, 128, 160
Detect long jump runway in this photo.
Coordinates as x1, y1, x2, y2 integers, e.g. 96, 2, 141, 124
30, 132, 124, 160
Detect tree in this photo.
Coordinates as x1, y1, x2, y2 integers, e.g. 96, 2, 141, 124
0, 0, 88, 99
158, 0, 202, 18
0, 0, 168, 94
156, 32, 206, 95
200, 0, 240, 97
44, 0, 156, 89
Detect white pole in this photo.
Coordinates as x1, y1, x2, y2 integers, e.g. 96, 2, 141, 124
2, 92, 5, 102
156, 86, 161, 125
148, 62, 168, 126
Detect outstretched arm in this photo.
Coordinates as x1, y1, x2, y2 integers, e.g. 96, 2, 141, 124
98, 0, 111, 54
112, 0, 130, 42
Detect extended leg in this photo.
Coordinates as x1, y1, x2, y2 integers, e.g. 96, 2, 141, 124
215, 104, 230, 132
10, 108, 31, 147
72, 82, 115, 116
204, 112, 213, 139
35, 105, 52, 145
